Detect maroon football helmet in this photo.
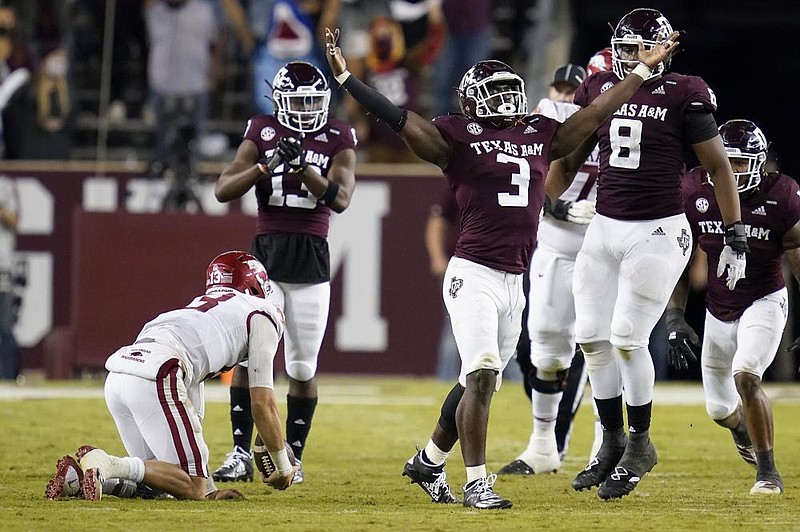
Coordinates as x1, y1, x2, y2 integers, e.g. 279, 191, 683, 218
718, 119, 769, 193
272, 61, 331, 133
611, 8, 673, 81
206, 251, 271, 299
458, 60, 527, 127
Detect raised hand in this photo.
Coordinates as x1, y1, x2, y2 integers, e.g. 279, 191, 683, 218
637, 30, 681, 70
324, 27, 347, 76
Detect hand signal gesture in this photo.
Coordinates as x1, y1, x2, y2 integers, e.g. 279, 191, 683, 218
325, 27, 347, 76
637, 30, 681, 70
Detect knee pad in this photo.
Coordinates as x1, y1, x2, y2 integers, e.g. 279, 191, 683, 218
437, 383, 465, 438
530, 365, 568, 394
285, 360, 317, 382
580, 341, 615, 371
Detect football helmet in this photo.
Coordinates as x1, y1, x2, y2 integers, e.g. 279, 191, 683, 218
458, 60, 527, 127
611, 8, 673, 81
719, 119, 768, 193
206, 251, 271, 299
272, 62, 331, 133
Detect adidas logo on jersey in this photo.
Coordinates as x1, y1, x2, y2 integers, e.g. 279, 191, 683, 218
524, 125, 538, 134
651, 226, 666, 236
314, 132, 329, 143
751, 206, 767, 216
651, 85, 666, 95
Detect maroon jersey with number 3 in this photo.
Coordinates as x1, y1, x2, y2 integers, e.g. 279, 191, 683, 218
682, 169, 800, 321
243, 115, 357, 238
575, 71, 717, 220
433, 114, 560, 274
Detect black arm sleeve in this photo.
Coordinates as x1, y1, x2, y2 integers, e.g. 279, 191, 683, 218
341, 75, 408, 132
684, 110, 719, 145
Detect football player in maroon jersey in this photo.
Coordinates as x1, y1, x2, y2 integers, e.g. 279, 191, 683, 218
667, 120, 800, 496
213, 61, 357, 485
546, 9, 748, 500
325, 24, 680, 509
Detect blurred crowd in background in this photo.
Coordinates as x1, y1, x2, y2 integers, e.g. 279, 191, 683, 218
0, 0, 575, 168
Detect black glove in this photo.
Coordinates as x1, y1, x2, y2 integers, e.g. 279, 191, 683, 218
276, 136, 307, 173
666, 308, 699, 370
724, 221, 750, 254
257, 152, 282, 174
543, 196, 571, 221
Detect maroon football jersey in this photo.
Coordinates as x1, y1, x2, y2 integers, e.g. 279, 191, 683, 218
575, 71, 717, 220
433, 114, 560, 274
682, 168, 800, 321
243, 115, 357, 238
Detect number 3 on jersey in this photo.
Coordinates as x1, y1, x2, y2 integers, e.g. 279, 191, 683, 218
496, 153, 531, 207
609, 118, 643, 169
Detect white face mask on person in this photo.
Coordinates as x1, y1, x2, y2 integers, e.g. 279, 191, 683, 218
45, 56, 67, 78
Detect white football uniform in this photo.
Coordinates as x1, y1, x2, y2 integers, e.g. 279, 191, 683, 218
104, 288, 284, 477
701, 288, 787, 421
529, 98, 599, 372
444, 257, 524, 391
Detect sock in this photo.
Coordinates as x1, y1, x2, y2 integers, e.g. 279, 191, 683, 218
122, 457, 145, 482
532, 390, 561, 436
230, 386, 253, 452
626, 401, 652, 434
422, 440, 450, 466
595, 395, 624, 432
465, 465, 486, 484
756, 449, 776, 476
286, 395, 318, 461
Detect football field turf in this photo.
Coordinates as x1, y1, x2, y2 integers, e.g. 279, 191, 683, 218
1, 377, 798, 531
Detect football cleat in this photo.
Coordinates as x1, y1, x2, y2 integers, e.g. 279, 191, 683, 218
730, 426, 757, 469
736, 443, 758, 469
749, 476, 784, 495
402, 449, 459, 504
597, 437, 658, 500
45, 455, 84, 500
462, 474, 512, 510
498, 459, 534, 475
292, 460, 304, 484
79, 448, 118, 502
572, 430, 627, 491
212, 447, 254, 482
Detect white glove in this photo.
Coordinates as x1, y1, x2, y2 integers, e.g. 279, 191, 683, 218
566, 200, 596, 225
716, 245, 746, 290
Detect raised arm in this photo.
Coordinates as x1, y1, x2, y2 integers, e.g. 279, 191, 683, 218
545, 135, 597, 202
550, 31, 681, 160
324, 27, 451, 169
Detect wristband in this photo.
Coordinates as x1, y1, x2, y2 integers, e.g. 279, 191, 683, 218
269, 448, 292, 476
334, 70, 351, 85
320, 180, 340, 205
631, 63, 652, 81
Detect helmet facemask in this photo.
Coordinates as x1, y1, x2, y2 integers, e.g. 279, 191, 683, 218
611, 9, 673, 81
715, 119, 769, 194
726, 152, 766, 194
274, 88, 331, 133
459, 73, 527, 127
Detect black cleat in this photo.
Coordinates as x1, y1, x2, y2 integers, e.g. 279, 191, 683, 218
463, 474, 512, 510
598, 436, 657, 500
402, 449, 460, 504
730, 426, 757, 469
212, 447, 254, 482
750, 473, 784, 495
572, 431, 627, 491
498, 459, 534, 475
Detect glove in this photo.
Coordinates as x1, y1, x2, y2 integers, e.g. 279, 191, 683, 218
276, 136, 307, 173
725, 221, 750, 254
565, 199, 595, 224
717, 245, 746, 290
666, 308, 699, 370
257, 152, 282, 174
544, 198, 595, 225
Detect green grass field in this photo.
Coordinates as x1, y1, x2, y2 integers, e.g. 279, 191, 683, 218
1, 377, 798, 531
